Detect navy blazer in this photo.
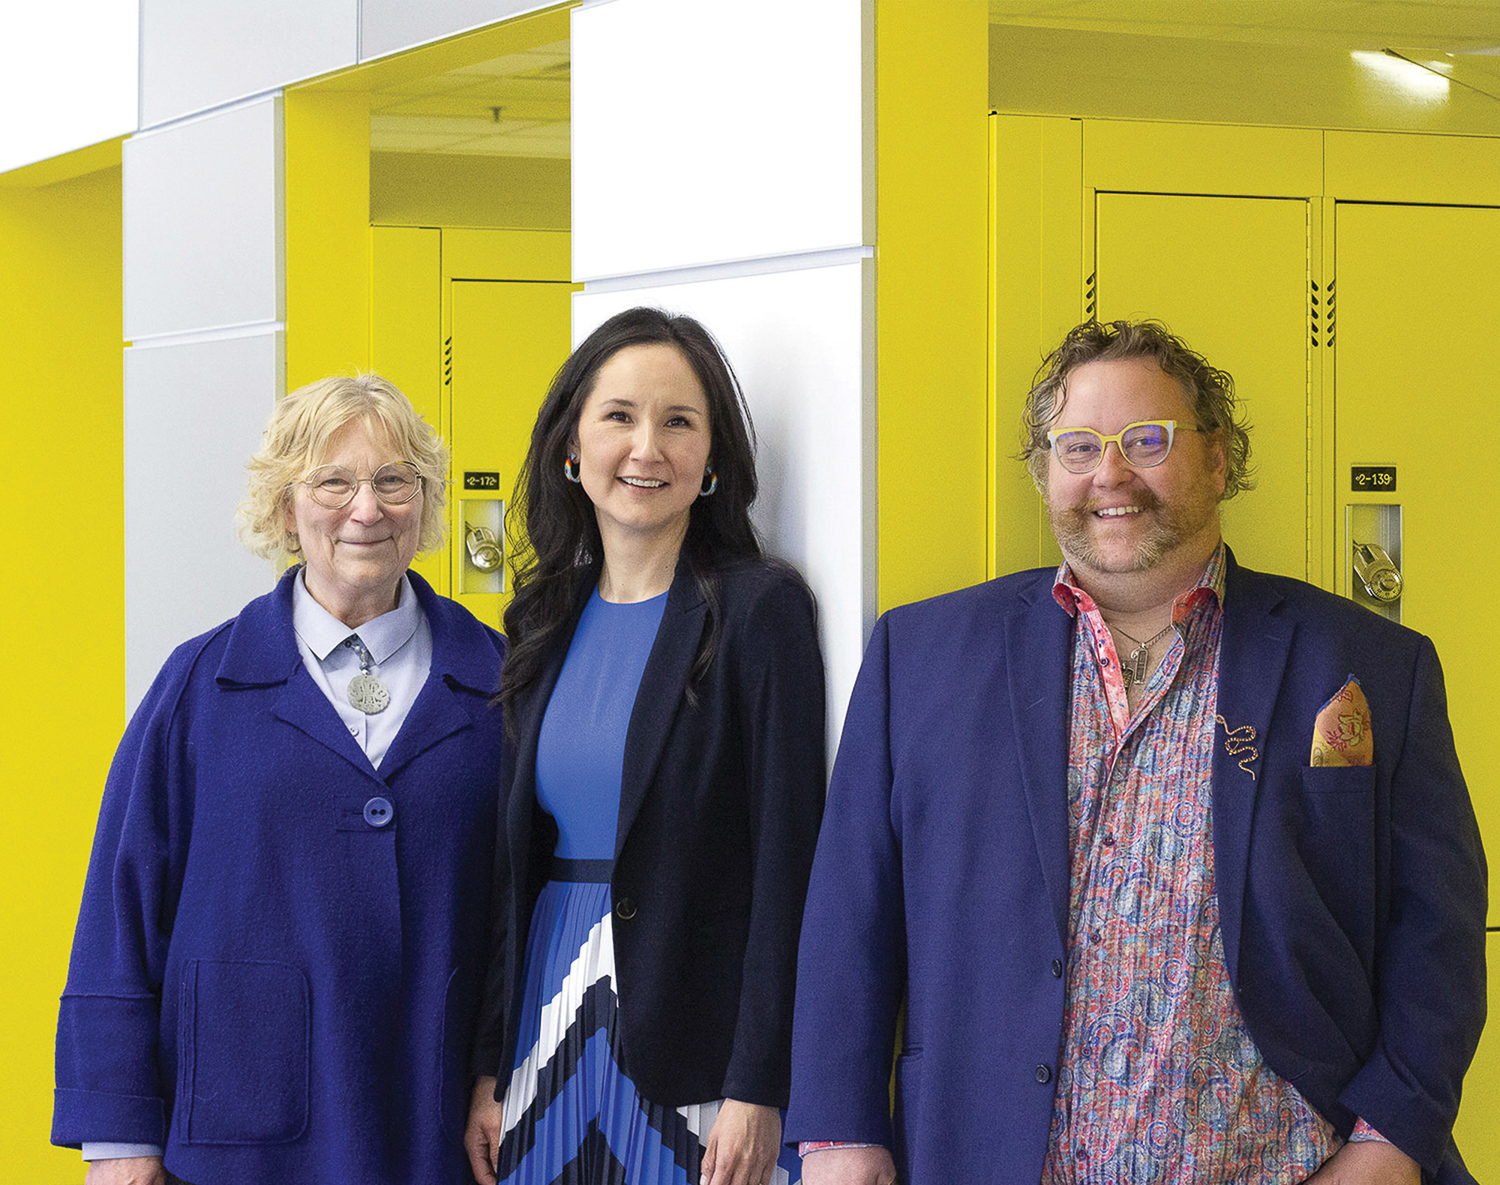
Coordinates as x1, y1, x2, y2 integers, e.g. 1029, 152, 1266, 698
786, 552, 1485, 1183
54, 568, 505, 1184
476, 557, 827, 1107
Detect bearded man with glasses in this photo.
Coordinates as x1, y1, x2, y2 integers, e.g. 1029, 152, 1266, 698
787, 319, 1485, 1185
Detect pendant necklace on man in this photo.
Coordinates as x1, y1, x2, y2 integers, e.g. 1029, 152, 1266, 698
344, 635, 390, 714
1111, 622, 1176, 689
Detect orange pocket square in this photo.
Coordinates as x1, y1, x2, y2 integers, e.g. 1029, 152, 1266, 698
1310, 677, 1373, 767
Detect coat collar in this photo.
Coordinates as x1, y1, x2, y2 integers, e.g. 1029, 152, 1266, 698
213, 566, 502, 784
1211, 547, 1293, 986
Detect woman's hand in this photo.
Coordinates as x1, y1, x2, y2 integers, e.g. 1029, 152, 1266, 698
700, 1099, 781, 1185
84, 1157, 165, 1185
464, 1075, 504, 1185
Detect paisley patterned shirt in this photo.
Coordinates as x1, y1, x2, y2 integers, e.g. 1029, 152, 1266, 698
1039, 545, 1339, 1185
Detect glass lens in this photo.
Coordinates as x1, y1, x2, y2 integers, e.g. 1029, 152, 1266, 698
306, 466, 356, 507
372, 463, 421, 504
1052, 430, 1104, 473
1121, 422, 1172, 468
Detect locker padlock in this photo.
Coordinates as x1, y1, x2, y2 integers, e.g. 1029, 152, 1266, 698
1352, 540, 1402, 603
464, 523, 504, 573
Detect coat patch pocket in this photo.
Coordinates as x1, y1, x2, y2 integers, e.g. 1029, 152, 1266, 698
178, 958, 310, 1144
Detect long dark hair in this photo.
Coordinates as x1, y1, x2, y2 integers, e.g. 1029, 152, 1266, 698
499, 307, 763, 730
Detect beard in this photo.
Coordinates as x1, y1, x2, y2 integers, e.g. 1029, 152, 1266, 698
1048, 482, 1217, 575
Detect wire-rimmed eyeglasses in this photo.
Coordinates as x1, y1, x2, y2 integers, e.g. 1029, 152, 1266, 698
301, 462, 424, 508
1046, 419, 1205, 474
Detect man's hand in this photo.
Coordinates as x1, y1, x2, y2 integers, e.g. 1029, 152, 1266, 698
464, 1075, 504, 1185
84, 1157, 165, 1185
799, 1145, 897, 1185
700, 1099, 781, 1185
1302, 1139, 1420, 1185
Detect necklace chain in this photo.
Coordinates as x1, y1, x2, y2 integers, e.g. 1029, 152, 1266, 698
1107, 621, 1177, 690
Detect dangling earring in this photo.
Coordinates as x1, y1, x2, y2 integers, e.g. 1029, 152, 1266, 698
563, 453, 582, 483
699, 466, 718, 497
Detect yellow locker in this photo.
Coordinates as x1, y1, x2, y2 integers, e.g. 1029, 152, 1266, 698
371, 226, 574, 629
1333, 202, 1500, 928
1094, 191, 1312, 580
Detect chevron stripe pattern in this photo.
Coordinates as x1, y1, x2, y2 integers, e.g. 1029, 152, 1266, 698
496, 879, 798, 1185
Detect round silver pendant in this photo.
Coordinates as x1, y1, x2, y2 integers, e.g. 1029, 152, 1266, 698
348, 672, 390, 714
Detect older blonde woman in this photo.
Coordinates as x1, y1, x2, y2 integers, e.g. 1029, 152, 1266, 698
53, 375, 505, 1185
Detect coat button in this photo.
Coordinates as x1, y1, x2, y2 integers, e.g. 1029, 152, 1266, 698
1051, 959, 1063, 979
363, 796, 394, 827
614, 897, 637, 921
1034, 1064, 1052, 1084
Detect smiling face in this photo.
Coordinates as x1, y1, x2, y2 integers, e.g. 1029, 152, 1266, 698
1045, 356, 1226, 590
285, 418, 423, 627
572, 343, 712, 556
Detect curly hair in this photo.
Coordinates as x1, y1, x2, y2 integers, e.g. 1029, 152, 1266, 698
499, 307, 766, 731
237, 373, 449, 563
1018, 319, 1254, 499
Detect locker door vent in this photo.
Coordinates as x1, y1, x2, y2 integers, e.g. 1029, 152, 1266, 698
1309, 278, 1336, 348
1084, 271, 1096, 320
444, 336, 453, 390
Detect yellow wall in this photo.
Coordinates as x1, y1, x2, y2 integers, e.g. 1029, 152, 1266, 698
875, 0, 991, 610
284, 89, 373, 388
371, 152, 569, 229
0, 155, 125, 1182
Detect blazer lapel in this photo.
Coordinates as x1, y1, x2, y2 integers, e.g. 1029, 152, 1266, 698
1211, 554, 1293, 988
1005, 578, 1074, 948
616, 559, 707, 861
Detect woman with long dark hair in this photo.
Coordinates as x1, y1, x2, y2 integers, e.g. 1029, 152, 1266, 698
465, 308, 825, 1185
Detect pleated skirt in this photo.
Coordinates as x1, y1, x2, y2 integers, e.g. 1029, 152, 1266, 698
495, 862, 801, 1185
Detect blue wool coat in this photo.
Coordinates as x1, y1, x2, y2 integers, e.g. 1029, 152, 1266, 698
53, 568, 505, 1184
787, 553, 1486, 1184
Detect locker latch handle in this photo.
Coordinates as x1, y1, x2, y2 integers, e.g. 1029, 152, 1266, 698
465, 524, 504, 573
1352, 540, 1403, 603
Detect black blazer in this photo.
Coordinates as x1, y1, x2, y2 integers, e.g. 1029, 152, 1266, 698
475, 556, 827, 1107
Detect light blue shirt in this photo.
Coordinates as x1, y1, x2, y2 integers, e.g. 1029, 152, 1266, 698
82, 567, 432, 1163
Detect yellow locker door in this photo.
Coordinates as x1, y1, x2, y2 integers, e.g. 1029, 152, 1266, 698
372, 226, 446, 594
1335, 200, 1500, 1173
449, 279, 575, 629
1094, 192, 1312, 580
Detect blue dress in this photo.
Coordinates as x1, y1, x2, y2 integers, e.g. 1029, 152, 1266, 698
494, 590, 801, 1185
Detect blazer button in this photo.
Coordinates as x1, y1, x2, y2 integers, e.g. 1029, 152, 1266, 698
363, 796, 394, 827
614, 897, 637, 921
1034, 1064, 1053, 1084
1051, 958, 1063, 979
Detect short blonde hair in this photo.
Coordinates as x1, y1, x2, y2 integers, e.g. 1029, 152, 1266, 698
237, 374, 449, 562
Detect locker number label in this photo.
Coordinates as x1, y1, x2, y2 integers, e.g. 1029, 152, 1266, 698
464, 471, 501, 490
1350, 466, 1396, 492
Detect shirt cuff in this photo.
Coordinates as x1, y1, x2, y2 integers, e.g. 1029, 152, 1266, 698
799, 1141, 880, 1156
82, 1142, 164, 1161
1348, 1119, 1390, 1144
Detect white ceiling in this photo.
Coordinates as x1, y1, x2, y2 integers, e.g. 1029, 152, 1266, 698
369, 39, 569, 158
987, 0, 1500, 53
372, 6, 1500, 158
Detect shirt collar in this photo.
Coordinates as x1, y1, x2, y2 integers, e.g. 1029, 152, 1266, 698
1051, 540, 1228, 620
291, 567, 422, 662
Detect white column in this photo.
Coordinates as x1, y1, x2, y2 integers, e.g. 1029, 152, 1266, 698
572, 0, 873, 752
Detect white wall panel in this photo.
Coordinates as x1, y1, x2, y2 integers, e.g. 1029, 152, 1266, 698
574, 260, 873, 756
140, 0, 356, 127
124, 98, 282, 340
572, 0, 868, 280
360, 0, 551, 62
0, 0, 137, 172
124, 333, 281, 712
